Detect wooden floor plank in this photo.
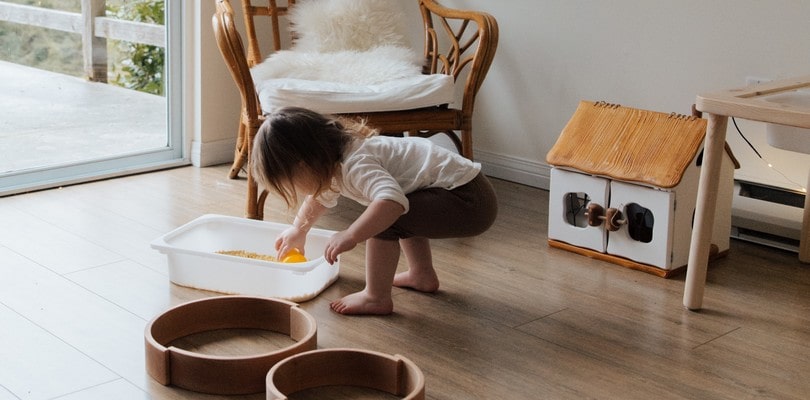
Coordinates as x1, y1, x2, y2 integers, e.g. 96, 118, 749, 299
4, 190, 169, 274
0, 205, 123, 275
691, 327, 810, 399
0, 290, 117, 400
0, 250, 148, 387
51, 379, 150, 400
65, 260, 198, 321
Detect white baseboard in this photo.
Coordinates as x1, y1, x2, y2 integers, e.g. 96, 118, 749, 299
191, 137, 238, 167
476, 149, 551, 190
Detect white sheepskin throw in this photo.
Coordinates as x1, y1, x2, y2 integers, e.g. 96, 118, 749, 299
290, 0, 409, 52
250, 0, 422, 86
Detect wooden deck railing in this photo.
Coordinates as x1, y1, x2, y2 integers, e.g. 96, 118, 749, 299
0, 0, 165, 82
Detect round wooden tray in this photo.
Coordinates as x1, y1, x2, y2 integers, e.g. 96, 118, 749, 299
266, 348, 425, 399
144, 296, 317, 395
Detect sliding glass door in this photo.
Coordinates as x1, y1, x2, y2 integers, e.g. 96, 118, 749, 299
0, 0, 185, 195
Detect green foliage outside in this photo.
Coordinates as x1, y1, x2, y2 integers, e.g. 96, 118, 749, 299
108, 0, 165, 95
0, 0, 165, 96
0, 0, 83, 76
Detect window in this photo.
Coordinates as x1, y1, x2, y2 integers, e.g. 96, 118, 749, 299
0, 0, 186, 195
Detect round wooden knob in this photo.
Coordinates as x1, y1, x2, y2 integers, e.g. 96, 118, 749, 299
605, 207, 625, 232
585, 203, 604, 227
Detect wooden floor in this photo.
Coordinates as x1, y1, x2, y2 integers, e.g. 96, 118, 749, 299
1, 165, 808, 400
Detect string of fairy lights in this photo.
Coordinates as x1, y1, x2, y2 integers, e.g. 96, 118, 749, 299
732, 117, 808, 194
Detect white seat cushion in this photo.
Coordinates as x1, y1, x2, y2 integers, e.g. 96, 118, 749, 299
255, 74, 455, 114
251, 46, 455, 115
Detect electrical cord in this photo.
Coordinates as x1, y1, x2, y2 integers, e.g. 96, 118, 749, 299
732, 117, 762, 158
732, 117, 806, 192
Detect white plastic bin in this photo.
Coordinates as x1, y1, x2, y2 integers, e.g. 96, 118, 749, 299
151, 214, 339, 302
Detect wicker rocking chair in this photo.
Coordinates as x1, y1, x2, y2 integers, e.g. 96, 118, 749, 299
212, 0, 498, 219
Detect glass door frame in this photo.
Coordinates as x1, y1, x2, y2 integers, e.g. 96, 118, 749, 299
0, 1, 187, 196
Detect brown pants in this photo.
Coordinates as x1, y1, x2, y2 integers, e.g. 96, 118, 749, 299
375, 172, 498, 240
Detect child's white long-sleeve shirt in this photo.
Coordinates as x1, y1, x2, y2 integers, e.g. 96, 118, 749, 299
315, 136, 481, 214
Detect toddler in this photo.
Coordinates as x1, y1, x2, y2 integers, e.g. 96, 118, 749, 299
252, 107, 498, 315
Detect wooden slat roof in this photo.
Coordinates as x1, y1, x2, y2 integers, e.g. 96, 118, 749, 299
546, 101, 709, 189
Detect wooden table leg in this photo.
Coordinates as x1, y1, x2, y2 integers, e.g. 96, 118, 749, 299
684, 113, 729, 311
800, 169, 810, 263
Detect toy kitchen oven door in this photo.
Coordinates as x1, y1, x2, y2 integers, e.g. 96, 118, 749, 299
546, 101, 737, 278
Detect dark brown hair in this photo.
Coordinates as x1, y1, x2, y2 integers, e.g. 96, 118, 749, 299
251, 107, 376, 208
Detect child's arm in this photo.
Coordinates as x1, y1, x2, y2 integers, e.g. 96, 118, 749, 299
293, 195, 328, 232
275, 195, 327, 258
324, 199, 405, 264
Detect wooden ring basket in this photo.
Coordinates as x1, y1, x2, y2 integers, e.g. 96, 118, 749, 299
144, 296, 317, 395
266, 348, 426, 399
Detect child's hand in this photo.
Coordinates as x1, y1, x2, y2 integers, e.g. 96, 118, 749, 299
324, 230, 357, 265
275, 226, 307, 260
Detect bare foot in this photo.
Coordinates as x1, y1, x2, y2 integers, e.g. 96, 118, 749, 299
393, 270, 440, 293
330, 291, 394, 315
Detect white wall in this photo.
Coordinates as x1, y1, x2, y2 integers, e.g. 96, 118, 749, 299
192, 0, 810, 190
190, 0, 243, 167
191, 0, 291, 168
